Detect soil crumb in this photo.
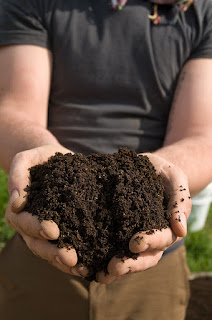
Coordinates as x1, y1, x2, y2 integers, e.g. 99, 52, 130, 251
25, 148, 170, 281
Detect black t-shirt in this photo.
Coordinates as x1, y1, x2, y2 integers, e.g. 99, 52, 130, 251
1, 0, 212, 154
0, 0, 212, 256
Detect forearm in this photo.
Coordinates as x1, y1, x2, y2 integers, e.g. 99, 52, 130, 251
154, 135, 212, 197
0, 110, 60, 173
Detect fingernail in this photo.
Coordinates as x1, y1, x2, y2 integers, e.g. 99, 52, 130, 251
56, 256, 67, 266
180, 213, 187, 231
70, 267, 81, 277
77, 265, 88, 277
11, 189, 27, 213
56, 257, 80, 276
40, 230, 53, 240
10, 189, 19, 204
176, 213, 187, 232
55, 256, 71, 269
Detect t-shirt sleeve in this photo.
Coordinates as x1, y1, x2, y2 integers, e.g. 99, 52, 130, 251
0, 0, 50, 49
189, 0, 212, 59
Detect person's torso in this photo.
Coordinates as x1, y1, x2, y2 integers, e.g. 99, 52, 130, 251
45, 0, 200, 154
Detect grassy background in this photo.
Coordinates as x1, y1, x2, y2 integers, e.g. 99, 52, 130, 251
0, 168, 14, 249
0, 167, 212, 272
186, 206, 212, 273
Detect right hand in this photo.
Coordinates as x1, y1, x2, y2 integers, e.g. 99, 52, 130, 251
5, 144, 88, 278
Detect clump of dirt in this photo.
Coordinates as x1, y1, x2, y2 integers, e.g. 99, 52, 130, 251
186, 275, 212, 320
25, 148, 170, 281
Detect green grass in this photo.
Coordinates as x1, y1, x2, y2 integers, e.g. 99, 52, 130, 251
0, 168, 15, 248
0, 167, 212, 272
185, 206, 212, 273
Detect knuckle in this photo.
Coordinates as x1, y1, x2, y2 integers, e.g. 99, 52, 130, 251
12, 151, 28, 164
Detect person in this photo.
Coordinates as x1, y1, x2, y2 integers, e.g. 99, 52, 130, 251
0, 0, 212, 319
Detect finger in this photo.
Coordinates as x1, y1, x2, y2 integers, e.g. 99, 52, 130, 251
70, 264, 89, 278
57, 247, 78, 268
5, 201, 59, 239
50, 258, 77, 276
129, 228, 178, 253
10, 189, 27, 213
7, 151, 37, 213
169, 209, 187, 237
160, 165, 192, 237
166, 179, 192, 237
107, 250, 163, 276
53, 254, 82, 277
22, 234, 78, 268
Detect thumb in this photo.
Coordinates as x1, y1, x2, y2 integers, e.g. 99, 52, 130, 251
163, 168, 191, 237
141, 153, 191, 237
7, 152, 31, 214
7, 146, 72, 214
10, 189, 27, 213
169, 211, 187, 238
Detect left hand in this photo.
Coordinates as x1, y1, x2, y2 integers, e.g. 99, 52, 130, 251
6, 145, 89, 278
96, 153, 192, 284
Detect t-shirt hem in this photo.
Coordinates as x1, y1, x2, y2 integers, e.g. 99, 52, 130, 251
189, 49, 212, 60
0, 32, 50, 50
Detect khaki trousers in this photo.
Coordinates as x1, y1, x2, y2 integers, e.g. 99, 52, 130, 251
0, 233, 190, 320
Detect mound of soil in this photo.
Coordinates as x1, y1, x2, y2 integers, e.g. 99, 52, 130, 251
25, 148, 170, 281
186, 275, 212, 320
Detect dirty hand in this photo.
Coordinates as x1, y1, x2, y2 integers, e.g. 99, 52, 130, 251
96, 153, 192, 284
5, 145, 88, 278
